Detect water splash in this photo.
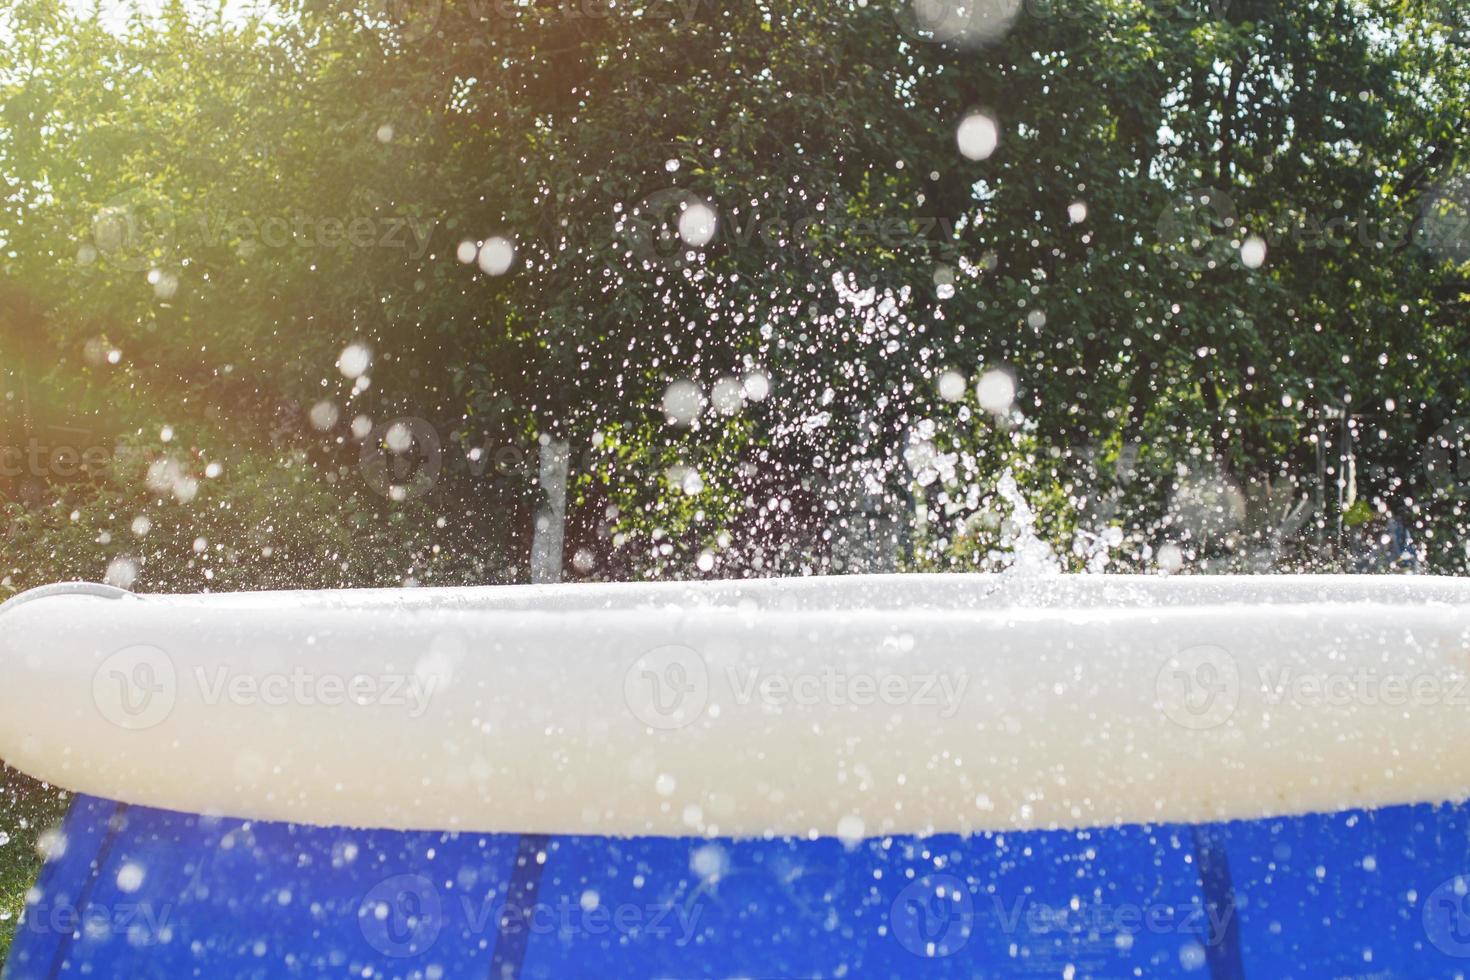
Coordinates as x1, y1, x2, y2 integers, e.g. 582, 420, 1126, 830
995, 469, 1060, 575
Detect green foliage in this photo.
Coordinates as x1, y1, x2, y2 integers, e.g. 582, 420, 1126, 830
0, 0, 1467, 599
0, 767, 68, 963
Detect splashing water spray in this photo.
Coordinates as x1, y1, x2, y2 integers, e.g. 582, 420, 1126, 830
995, 469, 1060, 575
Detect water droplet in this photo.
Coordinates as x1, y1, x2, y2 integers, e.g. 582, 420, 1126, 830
836, 814, 866, 847
104, 557, 139, 590
742, 371, 770, 402
662, 380, 705, 426
1240, 235, 1267, 268
309, 401, 340, 431
338, 343, 372, 380
976, 368, 1015, 415
116, 862, 145, 894
956, 112, 999, 161
678, 202, 718, 247
477, 236, 516, 276
937, 369, 967, 402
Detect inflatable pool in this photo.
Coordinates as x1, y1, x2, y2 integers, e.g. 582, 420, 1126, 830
2, 575, 1470, 977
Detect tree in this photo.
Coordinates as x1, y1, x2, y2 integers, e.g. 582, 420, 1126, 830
1, 0, 1467, 598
